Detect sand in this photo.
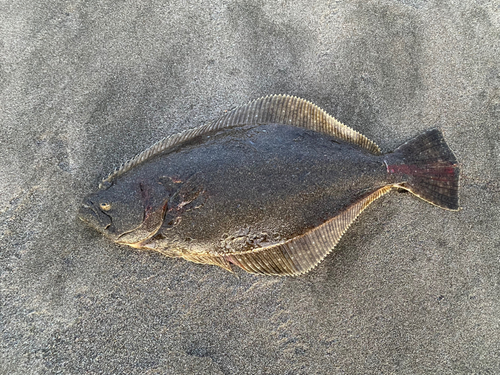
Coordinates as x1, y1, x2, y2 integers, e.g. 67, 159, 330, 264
1, 1, 499, 373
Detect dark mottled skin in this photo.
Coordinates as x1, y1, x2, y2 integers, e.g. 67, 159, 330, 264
80, 124, 394, 256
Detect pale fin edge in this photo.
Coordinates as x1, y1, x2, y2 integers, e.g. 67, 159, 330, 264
143, 247, 234, 273
183, 186, 392, 276
100, 95, 381, 188
181, 252, 234, 273
211, 95, 381, 155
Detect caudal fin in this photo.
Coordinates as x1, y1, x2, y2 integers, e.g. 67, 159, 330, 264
386, 129, 460, 210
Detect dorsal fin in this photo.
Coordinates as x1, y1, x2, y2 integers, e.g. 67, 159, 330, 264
180, 186, 392, 276
100, 95, 381, 188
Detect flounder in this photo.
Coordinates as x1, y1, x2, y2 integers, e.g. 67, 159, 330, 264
79, 95, 460, 276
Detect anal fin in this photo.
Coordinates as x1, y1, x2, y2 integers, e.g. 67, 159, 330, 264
223, 186, 393, 276
181, 252, 234, 273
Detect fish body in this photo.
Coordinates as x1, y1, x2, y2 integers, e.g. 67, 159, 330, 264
79, 95, 460, 275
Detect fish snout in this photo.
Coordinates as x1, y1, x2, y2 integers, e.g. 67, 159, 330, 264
78, 198, 112, 233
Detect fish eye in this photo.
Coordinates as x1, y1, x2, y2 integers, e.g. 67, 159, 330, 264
100, 202, 111, 211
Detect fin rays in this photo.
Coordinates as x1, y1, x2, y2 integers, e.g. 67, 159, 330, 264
100, 95, 380, 188
186, 186, 392, 276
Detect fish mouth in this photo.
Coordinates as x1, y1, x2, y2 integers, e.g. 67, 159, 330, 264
78, 199, 112, 233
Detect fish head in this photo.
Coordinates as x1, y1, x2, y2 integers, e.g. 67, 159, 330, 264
78, 179, 167, 245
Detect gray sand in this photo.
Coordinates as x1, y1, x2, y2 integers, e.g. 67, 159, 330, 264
1, 1, 499, 374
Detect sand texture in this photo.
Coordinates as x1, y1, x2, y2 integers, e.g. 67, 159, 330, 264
1, 1, 499, 374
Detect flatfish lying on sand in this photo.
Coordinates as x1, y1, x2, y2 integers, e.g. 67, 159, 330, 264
79, 95, 460, 276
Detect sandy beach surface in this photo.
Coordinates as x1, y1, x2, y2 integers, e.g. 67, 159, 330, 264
1, 1, 499, 373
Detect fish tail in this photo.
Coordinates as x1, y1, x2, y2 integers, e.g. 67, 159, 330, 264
385, 129, 460, 210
